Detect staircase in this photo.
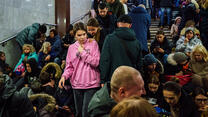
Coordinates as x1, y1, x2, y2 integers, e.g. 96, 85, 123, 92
148, 19, 172, 46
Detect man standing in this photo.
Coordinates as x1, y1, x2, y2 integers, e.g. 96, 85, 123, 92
129, 4, 151, 54
99, 15, 143, 85
88, 66, 146, 117
96, 2, 117, 35
106, 0, 125, 18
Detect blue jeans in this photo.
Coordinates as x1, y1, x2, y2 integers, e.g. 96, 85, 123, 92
73, 88, 99, 117
160, 7, 172, 26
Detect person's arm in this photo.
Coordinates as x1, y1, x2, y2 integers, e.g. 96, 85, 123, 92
175, 36, 186, 52
99, 36, 111, 84
79, 40, 100, 67
50, 37, 62, 58
14, 54, 25, 71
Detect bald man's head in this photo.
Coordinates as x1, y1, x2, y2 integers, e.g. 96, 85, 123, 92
110, 66, 146, 102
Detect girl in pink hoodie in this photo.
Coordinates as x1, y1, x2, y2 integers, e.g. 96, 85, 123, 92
59, 22, 100, 117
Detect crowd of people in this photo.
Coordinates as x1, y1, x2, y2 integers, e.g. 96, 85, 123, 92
0, 0, 208, 117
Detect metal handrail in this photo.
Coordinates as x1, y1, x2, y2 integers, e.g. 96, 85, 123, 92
71, 10, 91, 25
0, 23, 57, 45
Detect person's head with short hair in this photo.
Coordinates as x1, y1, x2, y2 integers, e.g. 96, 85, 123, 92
30, 80, 42, 94
22, 44, 36, 54
110, 66, 146, 103
98, 2, 109, 17
39, 71, 51, 85
191, 45, 208, 62
49, 29, 58, 38
156, 30, 165, 43
73, 22, 87, 44
110, 96, 158, 117
147, 74, 160, 94
192, 87, 208, 111
40, 42, 51, 54
144, 54, 157, 72
117, 15, 132, 28
87, 18, 100, 37
0, 51, 6, 62
163, 81, 182, 107
39, 24, 47, 34
185, 20, 195, 28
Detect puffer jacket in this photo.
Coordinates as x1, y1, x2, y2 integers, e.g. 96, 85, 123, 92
176, 36, 202, 53
16, 23, 40, 47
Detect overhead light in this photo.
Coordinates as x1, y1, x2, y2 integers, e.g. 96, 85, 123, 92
26, 0, 31, 2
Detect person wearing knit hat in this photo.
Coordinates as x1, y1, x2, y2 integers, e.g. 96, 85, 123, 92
173, 52, 188, 64
167, 52, 188, 66
176, 26, 202, 56
144, 54, 157, 65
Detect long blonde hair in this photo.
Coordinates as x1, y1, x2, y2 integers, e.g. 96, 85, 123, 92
191, 45, 208, 62
40, 42, 51, 54
22, 44, 36, 53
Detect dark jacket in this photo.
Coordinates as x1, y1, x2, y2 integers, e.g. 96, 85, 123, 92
129, 6, 151, 52
0, 60, 12, 75
144, 85, 163, 106
46, 35, 62, 58
150, 37, 172, 61
100, 27, 143, 83
96, 14, 117, 35
38, 51, 56, 68
0, 75, 37, 117
160, 0, 173, 7
16, 23, 40, 47
162, 90, 200, 117
88, 83, 116, 117
199, 7, 208, 33
106, 0, 125, 18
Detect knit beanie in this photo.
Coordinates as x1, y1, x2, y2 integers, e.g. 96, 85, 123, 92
144, 54, 157, 65
185, 27, 195, 36
173, 52, 188, 63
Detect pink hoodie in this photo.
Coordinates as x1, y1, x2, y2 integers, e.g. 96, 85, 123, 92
62, 39, 100, 89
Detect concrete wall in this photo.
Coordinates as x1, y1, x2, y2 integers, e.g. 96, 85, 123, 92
70, 0, 92, 24
0, 0, 91, 68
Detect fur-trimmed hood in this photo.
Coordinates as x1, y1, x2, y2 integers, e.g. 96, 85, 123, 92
41, 62, 62, 79
167, 53, 178, 66
29, 93, 56, 112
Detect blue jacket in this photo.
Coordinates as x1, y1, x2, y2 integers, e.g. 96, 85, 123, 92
46, 35, 62, 58
129, 7, 151, 52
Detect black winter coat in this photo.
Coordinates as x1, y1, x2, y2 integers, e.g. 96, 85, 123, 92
0, 75, 37, 117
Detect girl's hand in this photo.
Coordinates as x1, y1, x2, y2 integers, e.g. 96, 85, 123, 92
58, 77, 65, 89
78, 45, 84, 53
184, 38, 189, 44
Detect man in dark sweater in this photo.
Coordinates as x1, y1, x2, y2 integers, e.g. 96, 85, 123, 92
99, 15, 143, 86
